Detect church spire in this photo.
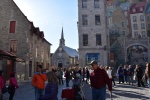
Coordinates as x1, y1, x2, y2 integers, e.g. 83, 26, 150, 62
59, 27, 65, 46
61, 27, 64, 39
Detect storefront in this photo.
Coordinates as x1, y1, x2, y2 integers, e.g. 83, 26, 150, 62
86, 53, 100, 65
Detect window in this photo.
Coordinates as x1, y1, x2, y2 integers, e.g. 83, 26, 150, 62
147, 16, 150, 22
124, 11, 127, 16
134, 31, 138, 37
9, 21, 16, 33
141, 23, 145, 29
83, 34, 88, 46
94, 0, 100, 8
121, 22, 125, 27
133, 9, 136, 12
10, 40, 17, 53
82, 15, 88, 25
36, 48, 37, 58
96, 34, 101, 46
122, 31, 125, 36
133, 16, 137, 22
140, 15, 144, 21
95, 15, 100, 25
140, 7, 143, 11
142, 31, 146, 37
133, 24, 138, 30
30, 42, 33, 51
148, 23, 150, 29
82, 0, 87, 8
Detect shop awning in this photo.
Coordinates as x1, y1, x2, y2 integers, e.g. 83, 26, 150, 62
0, 50, 16, 57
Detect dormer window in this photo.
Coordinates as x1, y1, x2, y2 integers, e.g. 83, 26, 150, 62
140, 7, 143, 11
133, 9, 136, 12
125, 6, 128, 10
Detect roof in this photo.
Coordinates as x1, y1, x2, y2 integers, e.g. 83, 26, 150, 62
107, 7, 115, 17
145, 4, 150, 14
63, 46, 78, 57
130, 2, 146, 14
120, 2, 131, 11
0, 50, 16, 57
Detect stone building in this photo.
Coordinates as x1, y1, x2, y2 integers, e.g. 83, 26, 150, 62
51, 28, 78, 68
78, 0, 109, 67
0, 0, 51, 80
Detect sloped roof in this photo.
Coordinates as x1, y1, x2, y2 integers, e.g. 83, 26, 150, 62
120, 2, 131, 11
63, 46, 78, 57
145, 4, 150, 14
130, 2, 146, 14
107, 7, 115, 17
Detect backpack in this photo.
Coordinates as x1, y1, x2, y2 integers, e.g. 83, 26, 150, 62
2, 85, 8, 94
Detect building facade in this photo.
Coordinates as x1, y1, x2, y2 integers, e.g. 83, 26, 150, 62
0, 0, 51, 80
109, 1, 150, 67
51, 28, 78, 68
130, 2, 147, 38
78, 0, 109, 67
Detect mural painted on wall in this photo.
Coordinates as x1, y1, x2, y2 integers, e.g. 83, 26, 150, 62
86, 53, 100, 65
127, 45, 148, 65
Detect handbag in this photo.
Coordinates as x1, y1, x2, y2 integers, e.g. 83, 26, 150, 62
2, 85, 8, 94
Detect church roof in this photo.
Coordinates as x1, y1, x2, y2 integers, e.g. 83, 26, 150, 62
63, 46, 78, 57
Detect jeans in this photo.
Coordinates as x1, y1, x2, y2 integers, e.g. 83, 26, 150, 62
35, 87, 44, 100
119, 76, 124, 83
58, 78, 64, 85
92, 87, 106, 100
137, 76, 145, 87
9, 91, 15, 100
128, 75, 133, 85
124, 75, 128, 83
66, 78, 70, 87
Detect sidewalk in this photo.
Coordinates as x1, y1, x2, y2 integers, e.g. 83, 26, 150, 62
3, 80, 149, 100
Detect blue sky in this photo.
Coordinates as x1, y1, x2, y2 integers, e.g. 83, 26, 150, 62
14, 0, 78, 53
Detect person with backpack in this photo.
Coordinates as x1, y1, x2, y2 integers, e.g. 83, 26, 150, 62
0, 70, 4, 100
32, 65, 47, 100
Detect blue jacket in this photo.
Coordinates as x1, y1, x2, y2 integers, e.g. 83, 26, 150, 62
117, 67, 124, 76
40, 82, 58, 100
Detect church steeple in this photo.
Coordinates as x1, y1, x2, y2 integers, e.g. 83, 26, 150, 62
59, 27, 65, 46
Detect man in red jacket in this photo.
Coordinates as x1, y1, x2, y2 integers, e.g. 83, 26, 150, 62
90, 61, 112, 100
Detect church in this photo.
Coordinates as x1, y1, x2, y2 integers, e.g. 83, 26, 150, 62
51, 28, 78, 68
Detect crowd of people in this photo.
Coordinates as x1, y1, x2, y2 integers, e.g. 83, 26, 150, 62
0, 61, 149, 100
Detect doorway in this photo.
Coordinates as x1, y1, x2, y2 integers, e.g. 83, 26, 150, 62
29, 61, 32, 77
58, 63, 62, 68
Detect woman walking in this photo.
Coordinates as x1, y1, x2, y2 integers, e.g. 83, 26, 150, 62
39, 71, 58, 100
9, 72, 19, 100
0, 70, 4, 100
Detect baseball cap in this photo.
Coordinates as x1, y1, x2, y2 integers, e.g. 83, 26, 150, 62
90, 60, 98, 66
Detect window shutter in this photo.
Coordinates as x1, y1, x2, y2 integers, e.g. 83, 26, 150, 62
9, 21, 16, 33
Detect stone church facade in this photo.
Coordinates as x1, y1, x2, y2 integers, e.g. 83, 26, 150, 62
51, 28, 78, 68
